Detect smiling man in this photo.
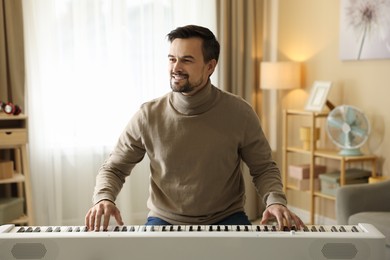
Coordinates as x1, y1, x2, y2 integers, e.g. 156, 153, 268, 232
85, 25, 303, 231
168, 37, 216, 95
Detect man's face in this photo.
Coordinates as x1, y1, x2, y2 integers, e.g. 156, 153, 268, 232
168, 38, 216, 96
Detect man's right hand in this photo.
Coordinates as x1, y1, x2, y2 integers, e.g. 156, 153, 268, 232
85, 200, 124, 231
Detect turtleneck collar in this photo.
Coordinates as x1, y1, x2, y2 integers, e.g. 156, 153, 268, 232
169, 81, 219, 115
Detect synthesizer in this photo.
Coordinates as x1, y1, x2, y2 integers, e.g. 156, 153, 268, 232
0, 223, 385, 260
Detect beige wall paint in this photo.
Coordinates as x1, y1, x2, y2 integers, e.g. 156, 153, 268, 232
273, 0, 390, 221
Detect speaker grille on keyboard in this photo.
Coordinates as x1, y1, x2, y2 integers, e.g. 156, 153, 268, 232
11, 243, 47, 259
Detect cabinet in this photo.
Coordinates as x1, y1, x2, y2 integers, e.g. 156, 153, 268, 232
282, 109, 377, 224
0, 113, 34, 225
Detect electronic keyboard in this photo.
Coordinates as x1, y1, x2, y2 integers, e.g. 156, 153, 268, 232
0, 223, 386, 260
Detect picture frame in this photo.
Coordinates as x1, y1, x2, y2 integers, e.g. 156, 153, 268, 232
304, 81, 332, 112
339, 0, 390, 60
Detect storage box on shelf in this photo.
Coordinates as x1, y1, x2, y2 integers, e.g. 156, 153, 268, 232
287, 164, 326, 191
282, 109, 377, 224
0, 197, 24, 224
288, 177, 320, 191
288, 164, 326, 179
0, 113, 33, 225
319, 168, 371, 196
0, 160, 14, 179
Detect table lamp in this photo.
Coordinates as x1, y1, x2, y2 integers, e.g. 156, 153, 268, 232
260, 61, 301, 90
260, 61, 301, 150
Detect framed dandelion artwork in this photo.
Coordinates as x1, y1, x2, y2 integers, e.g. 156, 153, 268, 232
340, 0, 390, 60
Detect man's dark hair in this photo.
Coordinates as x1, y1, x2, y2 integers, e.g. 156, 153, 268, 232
167, 25, 220, 63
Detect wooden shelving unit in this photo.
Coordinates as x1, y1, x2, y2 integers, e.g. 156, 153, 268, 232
282, 109, 376, 224
0, 113, 34, 225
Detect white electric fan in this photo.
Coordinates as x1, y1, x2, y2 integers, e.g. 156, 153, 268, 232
326, 105, 370, 156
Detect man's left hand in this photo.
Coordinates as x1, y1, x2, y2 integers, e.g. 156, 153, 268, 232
260, 204, 305, 230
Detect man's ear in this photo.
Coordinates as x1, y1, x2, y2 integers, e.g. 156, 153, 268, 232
207, 59, 217, 76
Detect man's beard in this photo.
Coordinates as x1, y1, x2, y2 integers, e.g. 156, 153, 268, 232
170, 73, 204, 94
170, 78, 193, 93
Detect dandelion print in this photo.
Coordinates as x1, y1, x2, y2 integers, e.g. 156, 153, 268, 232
340, 0, 390, 60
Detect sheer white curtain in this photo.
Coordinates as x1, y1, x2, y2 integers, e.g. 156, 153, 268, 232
22, 0, 216, 226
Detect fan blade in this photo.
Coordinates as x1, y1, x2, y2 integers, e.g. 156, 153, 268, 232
338, 131, 353, 147
338, 131, 345, 146
343, 106, 357, 125
327, 117, 344, 129
336, 126, 365, 148
350, 125, 367, 137
345, 132, 353, 147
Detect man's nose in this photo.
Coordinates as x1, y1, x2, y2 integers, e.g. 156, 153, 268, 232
172, 61, 183, 72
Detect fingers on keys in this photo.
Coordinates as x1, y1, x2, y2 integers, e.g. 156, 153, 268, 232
261, 206, 304, 231
114, 211, 124, 226
94, 206, 104, 231
84, 203, 106, 231
85, 201, 124, 231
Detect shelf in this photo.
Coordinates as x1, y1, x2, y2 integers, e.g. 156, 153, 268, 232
0, 173, 25, 184
286, 146, 313, 154
285, 110, 329, 117
286, 147, 341, 156
282, 109, 377, 224
286, 184, 312, 195
314, 191, 336, 201
0, 114, 33, 225
314, 150, 376, 161
286, 147, 377, 161
286, 184, 301, 191
0, 113, 27, 120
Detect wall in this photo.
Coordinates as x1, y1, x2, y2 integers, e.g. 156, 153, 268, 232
274, 0, 390, 221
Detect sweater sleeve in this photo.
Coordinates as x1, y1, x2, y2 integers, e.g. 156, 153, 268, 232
239, 106, 287, 207
92, 109, 146, 204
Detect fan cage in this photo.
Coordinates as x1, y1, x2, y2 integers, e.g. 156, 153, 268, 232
326, 105, 370, 154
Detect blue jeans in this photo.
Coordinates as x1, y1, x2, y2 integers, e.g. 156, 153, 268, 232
145, 211, 251, 226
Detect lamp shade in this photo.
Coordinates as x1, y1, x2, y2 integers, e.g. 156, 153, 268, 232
260, 61, 301, 90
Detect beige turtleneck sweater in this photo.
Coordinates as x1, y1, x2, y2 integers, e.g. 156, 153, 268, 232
93, 82, 287, 224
